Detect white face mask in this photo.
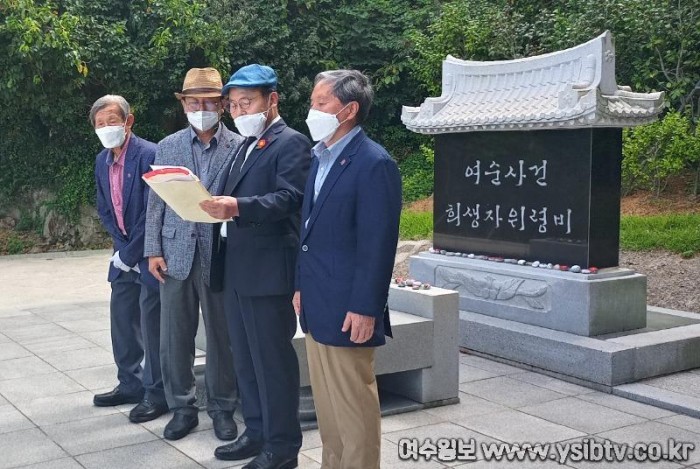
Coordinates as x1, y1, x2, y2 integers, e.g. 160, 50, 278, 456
305, 104, 350, 142
95, 124, 126, 149
187, 111, 220, 132
234, 110, 269, 137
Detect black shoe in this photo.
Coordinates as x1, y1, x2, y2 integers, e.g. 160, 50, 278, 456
211, 411, 238, 441
129, 399, 168, 423
93, 387, 143, 407
163, 412, 198, 440
243, 451, 297, 469
214, 434, 263, 461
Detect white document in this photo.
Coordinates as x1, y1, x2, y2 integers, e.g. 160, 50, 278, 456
150, 165, 185, 171
142, 166, 230, 223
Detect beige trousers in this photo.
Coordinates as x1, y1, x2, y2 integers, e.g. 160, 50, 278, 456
305, 334, 381, 469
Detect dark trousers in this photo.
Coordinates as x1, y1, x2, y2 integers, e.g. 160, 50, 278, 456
110, 269, 164, 403
225, 288, 302, 457
160, 248, 238, 416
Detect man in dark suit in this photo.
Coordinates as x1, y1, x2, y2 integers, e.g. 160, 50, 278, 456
200, 64, 310, 469
293, 70, 402, 469
91, 94, 166, 423
145, 68, 241, 441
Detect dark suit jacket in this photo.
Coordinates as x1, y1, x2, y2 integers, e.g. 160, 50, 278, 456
95, 133, 159, 290
296, 129, 402, 347
211, 119, 311, 296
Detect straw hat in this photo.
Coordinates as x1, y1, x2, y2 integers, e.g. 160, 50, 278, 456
174, 67, 223, 99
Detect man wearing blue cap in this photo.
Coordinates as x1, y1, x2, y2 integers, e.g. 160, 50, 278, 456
201, 64, 310, 469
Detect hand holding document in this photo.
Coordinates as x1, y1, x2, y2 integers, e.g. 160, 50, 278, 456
142, 166, 230, 223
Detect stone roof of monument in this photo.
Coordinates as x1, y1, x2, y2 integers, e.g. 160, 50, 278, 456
402, 31, 665, 134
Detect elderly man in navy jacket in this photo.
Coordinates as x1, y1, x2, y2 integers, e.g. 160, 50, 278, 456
91, 95, 167, 423
294, 70, 402, 469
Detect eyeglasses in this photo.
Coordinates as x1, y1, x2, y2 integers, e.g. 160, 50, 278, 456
227, 95, 263, 112
183, 98, 221, 112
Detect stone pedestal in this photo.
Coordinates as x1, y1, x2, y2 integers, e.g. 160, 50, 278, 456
293, 285, 460, 406
461, 307, 700, 387
378, 285, 460, 405
196, 285, 461, 420
410, 252, 647, 336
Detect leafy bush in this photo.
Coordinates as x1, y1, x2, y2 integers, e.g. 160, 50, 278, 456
48, 154, 98, 220
15, 210, 42, 234
6, 235, 30, 255
622, 112, 700, 196
399, 145, 434, 203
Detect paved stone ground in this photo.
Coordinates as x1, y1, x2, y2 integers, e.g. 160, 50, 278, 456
1, 250, 700, 468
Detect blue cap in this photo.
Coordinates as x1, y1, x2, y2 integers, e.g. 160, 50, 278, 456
222, 64, 278, 95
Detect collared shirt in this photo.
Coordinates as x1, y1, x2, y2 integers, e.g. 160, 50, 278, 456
189, 124, 222, 256
107, 133, 132, 236
312, 125, 361, 203
190, 123, 222, 182
304, 125, 361, 229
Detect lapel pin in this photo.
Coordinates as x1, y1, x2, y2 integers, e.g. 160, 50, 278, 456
340, 158, 346, 166
257, 138, 267, 150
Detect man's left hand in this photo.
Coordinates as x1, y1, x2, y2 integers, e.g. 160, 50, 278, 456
110, 251, 131, 273
292, 291, 301, 316
200, 196, 238, 219
341, 312, 375, 344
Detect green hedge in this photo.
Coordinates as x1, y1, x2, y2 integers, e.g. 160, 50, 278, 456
622, 112, 700, 196
400, 209, 700, 258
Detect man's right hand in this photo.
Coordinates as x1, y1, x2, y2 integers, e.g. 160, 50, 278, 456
148, 256, 167, 284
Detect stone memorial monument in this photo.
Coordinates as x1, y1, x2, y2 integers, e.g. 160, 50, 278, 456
402, 32, 700, 387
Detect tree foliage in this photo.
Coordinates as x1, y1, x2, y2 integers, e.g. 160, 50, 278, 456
622, 112, 700, 196
408, 0, 700, 197
0, 0, 236, 215
0, 0, 698, 219
0, 0, 437, 217
409, 0, 700, 111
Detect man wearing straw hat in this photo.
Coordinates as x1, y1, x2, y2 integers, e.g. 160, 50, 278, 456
145, 67, 242, 441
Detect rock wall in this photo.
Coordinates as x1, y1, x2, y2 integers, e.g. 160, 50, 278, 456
0, 190, 110, 251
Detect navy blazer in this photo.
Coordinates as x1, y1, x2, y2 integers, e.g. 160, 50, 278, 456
211, 119, 311, 296
95, 133, 159, 290
296, 129, 402, 347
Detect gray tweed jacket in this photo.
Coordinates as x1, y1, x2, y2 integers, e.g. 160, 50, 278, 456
144, 124, 244, 285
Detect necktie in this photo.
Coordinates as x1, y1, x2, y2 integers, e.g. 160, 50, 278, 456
229, 136, 257, 175
222, 136, 256, 195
